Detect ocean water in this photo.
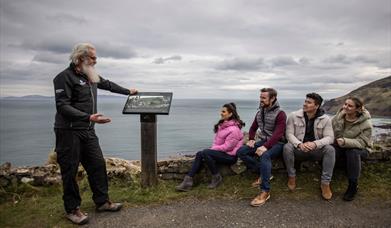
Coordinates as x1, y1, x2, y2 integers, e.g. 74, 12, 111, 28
0, 98, 390, 166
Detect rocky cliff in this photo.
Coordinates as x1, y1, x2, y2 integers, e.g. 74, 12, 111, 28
322, 76, 391, 116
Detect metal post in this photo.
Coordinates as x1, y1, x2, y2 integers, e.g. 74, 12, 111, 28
140, 114, 157, 187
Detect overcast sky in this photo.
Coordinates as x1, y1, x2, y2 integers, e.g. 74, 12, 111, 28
0, 0, 390, 99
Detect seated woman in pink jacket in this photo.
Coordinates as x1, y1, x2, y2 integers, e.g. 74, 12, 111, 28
176, 103, 245, 191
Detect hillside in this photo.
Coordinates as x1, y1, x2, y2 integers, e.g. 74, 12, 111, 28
322, 76, 391, 116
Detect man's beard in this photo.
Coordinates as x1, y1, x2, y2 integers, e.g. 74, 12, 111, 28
259, 101, 270, 109
81, 61, 100, 83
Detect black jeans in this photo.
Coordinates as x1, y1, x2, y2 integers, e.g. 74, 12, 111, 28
188, 149, 237, 177
55, 129, 109, 213
333, 145, 369, 181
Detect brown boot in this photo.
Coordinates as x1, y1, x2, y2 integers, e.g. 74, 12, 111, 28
287, 176, 296, 191
321, 183, 332, 200
250, 191, 270, 207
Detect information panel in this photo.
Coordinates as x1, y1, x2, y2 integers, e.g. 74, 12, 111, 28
122, 92, 173, 115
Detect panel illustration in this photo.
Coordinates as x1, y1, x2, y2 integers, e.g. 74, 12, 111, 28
122, 92, 173, 114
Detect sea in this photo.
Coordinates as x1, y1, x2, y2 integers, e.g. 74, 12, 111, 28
0, 97, 390, 166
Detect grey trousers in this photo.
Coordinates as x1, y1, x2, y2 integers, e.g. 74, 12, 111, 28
283, 143, 336, 184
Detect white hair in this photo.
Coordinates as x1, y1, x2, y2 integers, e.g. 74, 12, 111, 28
69, 43, 95, 65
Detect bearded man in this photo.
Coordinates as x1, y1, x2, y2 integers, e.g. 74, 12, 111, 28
237, 88, 286, 206
53, 43, 137, 225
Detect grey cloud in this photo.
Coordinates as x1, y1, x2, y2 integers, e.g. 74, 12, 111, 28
310, 64, 348, 70
216, 56, 301, 71
18, 40, 137, 59
19, 40, 73, 54
272, 83, 327, 91
0, 68, 32, 82
32, 52, 68, 64
324, 55, 352, 64
96, 43, 137, 59
274, 68, 383, 86
353, 56, 379, 64
153, 55, 182, 64
285, 76, 355, 85
377, 61, 391, 69
237, 76, 251, 81
0, 0, 389, 99
0, 61, 58, 85
46, 13, 87, 24
269, 56, 298, 67
299, 57, 311, 65
216, 58, 266, 71
324, 54, 379, 65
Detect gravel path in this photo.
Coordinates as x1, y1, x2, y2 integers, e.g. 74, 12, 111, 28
84, 197, 391, 227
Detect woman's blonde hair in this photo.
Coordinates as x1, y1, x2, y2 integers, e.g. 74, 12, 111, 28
347, 96, 365, 116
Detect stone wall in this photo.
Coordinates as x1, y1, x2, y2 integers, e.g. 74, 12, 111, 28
0, 157, 141, 188
157, 147, 391, 180
2, 130, 389, 187
1, 146, 390, 188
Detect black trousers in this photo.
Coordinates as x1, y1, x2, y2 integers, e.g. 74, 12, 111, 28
188, 149, 237, 177
333, 145, 369, 181
55, 129, 108, 213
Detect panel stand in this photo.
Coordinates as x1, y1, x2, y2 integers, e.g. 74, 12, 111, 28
140, 114, 157, 187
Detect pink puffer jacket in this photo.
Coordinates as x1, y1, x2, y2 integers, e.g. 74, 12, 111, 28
210, 120, 244, 156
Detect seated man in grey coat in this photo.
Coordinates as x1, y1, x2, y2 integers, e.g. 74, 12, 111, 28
283, 93, 335, 200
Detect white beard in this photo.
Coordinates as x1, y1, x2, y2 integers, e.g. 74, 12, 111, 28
81, 61, 100, 83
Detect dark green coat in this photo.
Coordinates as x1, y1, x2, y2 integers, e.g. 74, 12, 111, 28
332, 108, 373, 152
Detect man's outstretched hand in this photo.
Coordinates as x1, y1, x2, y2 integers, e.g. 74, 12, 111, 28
90, 113, 111, 124
129, 88, 138, 95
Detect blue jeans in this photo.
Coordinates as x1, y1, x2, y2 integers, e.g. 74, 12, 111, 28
237, 140, 283, 192
188, 149, 237, 177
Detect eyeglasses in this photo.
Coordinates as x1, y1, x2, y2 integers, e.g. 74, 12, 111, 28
87, 55, 97, 61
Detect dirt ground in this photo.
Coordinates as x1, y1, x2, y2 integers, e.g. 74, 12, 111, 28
83, 197, 391, 227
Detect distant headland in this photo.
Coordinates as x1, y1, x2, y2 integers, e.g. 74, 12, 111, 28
322, 76, 391, 117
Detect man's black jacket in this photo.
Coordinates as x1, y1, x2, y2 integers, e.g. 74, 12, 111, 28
53, 63, 130, 129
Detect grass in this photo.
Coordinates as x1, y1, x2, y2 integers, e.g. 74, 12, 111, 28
1, 161, 390, 227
